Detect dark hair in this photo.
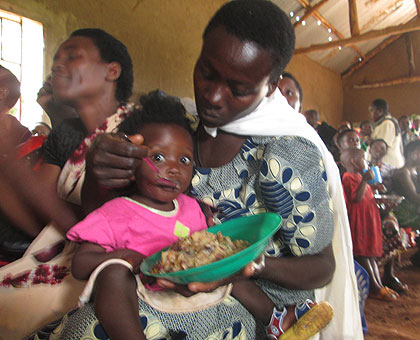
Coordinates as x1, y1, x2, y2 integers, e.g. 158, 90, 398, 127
404, 140, 420, 159
70, 28, 133, 103
371, 98, 388, 114
304, 109, 319, 121
336, 128, 358, 145
0, 65, 20, 108
118, 90, 191, 136
203, 0, 295, 82
282, 72, 303, 104
370, 138, 388, 150
398, 115, 409, 122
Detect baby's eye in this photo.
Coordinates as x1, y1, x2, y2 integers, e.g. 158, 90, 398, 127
180, 156, 192, 165
152, 154, 165, 163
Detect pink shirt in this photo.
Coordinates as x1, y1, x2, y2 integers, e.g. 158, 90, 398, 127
67, 194, 207, 256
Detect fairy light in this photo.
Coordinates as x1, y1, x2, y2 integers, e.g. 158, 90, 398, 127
296, 15, 300, 21
328, 36, 332, 42
338, 46, 342, 50
302, 20, 306, 26
317, 20, 322, 26
328, 28, 332, 33
358, 57, 362, 62
290, 11, 294, 17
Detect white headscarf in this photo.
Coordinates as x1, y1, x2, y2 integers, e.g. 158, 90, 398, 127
182, 89, 363, 340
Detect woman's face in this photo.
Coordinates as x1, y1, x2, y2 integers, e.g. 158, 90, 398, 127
51, 36, 111, 104
370, 141, 387, 161
134, 124, 194, 208
339, 131, 360, 151
193, 26, 276, 128
360, 122, 373, 137
277, 77, 301, 112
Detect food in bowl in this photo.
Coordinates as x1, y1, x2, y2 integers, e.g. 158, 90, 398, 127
152, 230, 250, 273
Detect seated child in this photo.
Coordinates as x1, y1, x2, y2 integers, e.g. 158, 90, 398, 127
67, 91, 332, 340
340, 147, 399, 301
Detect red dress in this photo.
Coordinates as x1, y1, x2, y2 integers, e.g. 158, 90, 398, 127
342, 172, 383, 257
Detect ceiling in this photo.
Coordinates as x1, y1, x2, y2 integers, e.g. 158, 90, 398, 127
272, 0, 420, 76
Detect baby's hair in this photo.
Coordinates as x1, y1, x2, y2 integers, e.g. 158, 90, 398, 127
118, 90, 192, 136
370, 138, 388, 151
336, 128, 358, 146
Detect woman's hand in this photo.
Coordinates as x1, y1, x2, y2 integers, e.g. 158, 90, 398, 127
82, 132, 149, 213
155, 255, 265, 296
86, 133, 148, 189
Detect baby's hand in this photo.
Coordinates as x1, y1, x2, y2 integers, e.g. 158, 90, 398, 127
362, 169, 374, 181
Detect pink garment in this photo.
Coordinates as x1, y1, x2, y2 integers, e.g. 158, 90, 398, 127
67, 194, 207, 256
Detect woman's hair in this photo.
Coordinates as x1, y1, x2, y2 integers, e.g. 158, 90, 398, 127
404, 140, 420, 159
70, 28, 133, 103
203, 0, 295, 83
282, 72, 303, 104
336, 128, 358, 146
118, 90, 191, 135
370, 138, 388, 150
371, 98, 388, 114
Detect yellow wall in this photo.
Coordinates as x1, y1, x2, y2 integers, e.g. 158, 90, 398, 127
0, 0, 226, 100
287, 54, 344, 128
343, 31, 420, 123
1, 0, 344, 124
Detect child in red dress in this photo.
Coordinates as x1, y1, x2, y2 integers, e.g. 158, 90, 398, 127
341, 147, 399, 301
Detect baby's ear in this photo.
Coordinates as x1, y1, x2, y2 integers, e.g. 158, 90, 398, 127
106, 62, 121, 82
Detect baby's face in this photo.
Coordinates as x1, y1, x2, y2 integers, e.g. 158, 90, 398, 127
134, 123, 194, 206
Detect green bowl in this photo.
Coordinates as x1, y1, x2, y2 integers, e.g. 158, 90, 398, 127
140, 213, 282, 284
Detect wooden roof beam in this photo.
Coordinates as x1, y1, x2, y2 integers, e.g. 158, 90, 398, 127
353, 75, 420, 89
294, 0, 329, 28
348, 0, 360, 36
295, 18, 420, 55
415, 0, 420, 16
342, 34, 401, 78
295, 0, 365, 58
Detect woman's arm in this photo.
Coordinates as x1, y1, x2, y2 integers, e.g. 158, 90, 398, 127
354, 169, 374, 202
72, 242, 145, 280
393, 168, 420, 204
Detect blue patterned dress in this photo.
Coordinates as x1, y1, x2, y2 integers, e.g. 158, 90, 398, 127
27, 136, 334, 340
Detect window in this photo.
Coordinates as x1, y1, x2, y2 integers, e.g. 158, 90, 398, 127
0, 9, 44, 129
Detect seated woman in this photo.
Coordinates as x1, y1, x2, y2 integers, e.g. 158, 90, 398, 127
277, 72, 302, 113
0, 28, 141, 339
45, 2, 361, 340
392, 140, 420, 266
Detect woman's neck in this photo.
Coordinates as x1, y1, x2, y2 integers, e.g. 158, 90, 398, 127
74, 95, 120, 133
196, 124, 247, 168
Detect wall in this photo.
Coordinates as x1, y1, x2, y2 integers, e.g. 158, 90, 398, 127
343, 31, 420, 123
0, 0, 226, 100
286, 54, 344, 128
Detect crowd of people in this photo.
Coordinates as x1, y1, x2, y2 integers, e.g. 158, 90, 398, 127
0, 1, 419, 340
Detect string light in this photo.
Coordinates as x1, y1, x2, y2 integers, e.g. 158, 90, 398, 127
328, 36, 332, 42
358, 57, 362, 62
296, 15, 300, 21
302, 20, 306, 26
317, 20, 322, 26
338, 46, 342, 50
290, 11, 294, 17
